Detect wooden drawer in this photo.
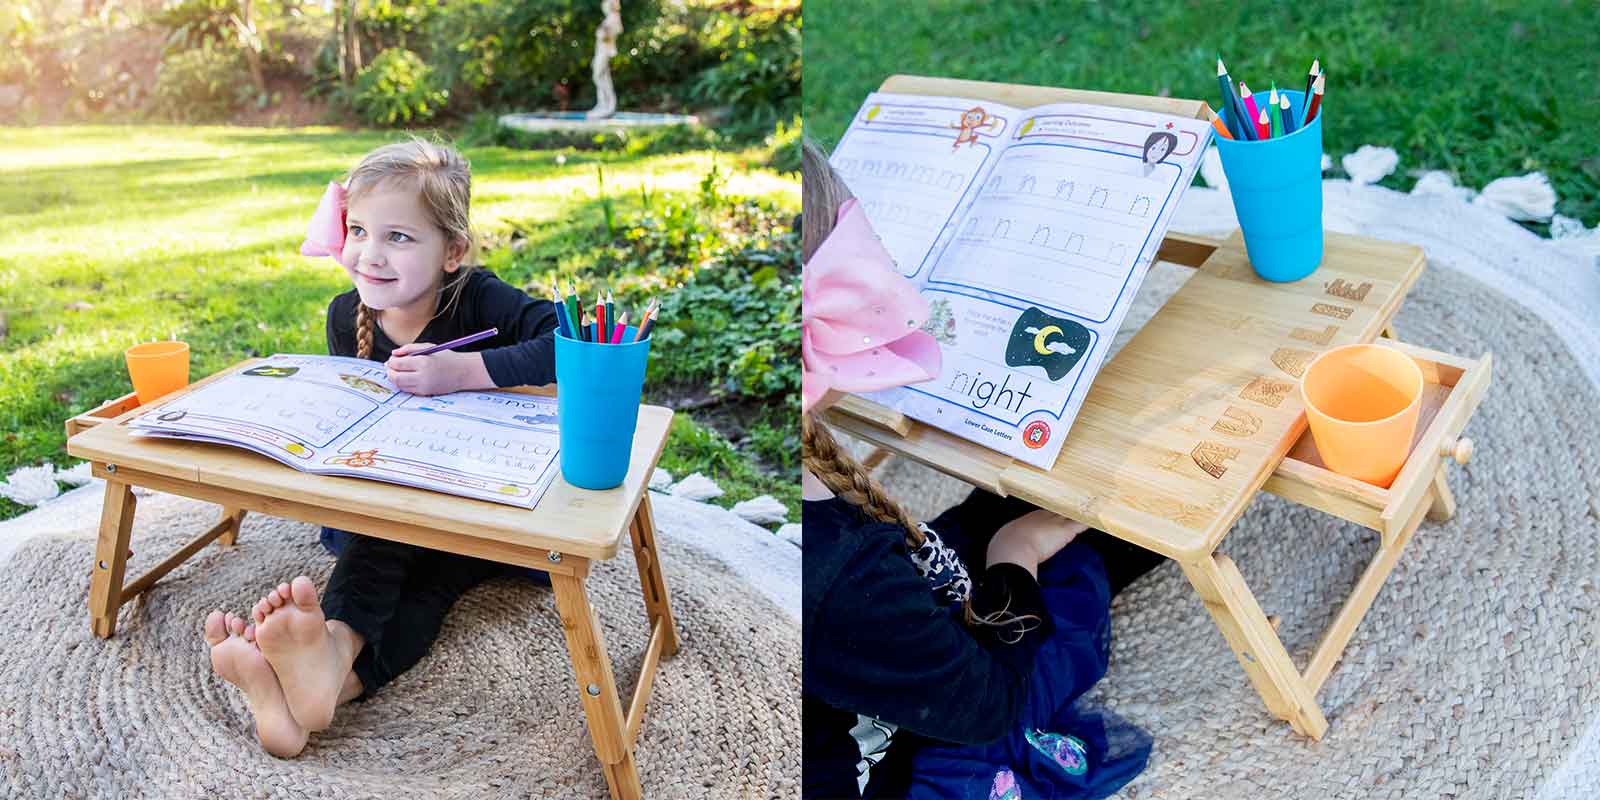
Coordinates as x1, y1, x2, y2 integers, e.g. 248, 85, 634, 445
64, 392, 141, 440
1263, 340, 1492, 542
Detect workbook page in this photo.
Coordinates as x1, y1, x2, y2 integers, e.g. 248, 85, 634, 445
829, 92, 1022, 279
322, 390, 561, 509
872, 101, 1213, 467
128, 355, 401, 463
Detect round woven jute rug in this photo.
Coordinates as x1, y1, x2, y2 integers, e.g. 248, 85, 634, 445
0, 494, 799, 798
874, 259, 1600, 798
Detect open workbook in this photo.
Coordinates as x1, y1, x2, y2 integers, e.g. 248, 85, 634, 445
128, 354, 560, 509
831, 91, 1212, 467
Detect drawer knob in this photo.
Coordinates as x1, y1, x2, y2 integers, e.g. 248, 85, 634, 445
1440, 438, 1473, 465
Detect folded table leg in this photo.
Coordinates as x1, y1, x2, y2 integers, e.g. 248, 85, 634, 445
553, 566, 644, 800
89, 478, 137, 638
1180, 552, 1329, 739
628, 493, 679, 657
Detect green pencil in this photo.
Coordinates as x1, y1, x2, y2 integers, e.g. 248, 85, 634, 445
1268, 83, 1283, 138
565, 281, 583, 341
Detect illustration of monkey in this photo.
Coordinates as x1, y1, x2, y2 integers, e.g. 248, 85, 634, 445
950, 107, 997, 150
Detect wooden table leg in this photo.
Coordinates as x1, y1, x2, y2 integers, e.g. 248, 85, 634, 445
89, 479, 137, 638
552, 567, 643, 800
628, 493, 680, 657
217, 507, 246, 547
1180, 553, 1329, 740
1426, 465, 1457, 521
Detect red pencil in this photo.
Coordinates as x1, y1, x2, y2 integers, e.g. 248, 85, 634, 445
592, 294, 605, 343
1304, 73, 1325, 126
1256, 106, 1271, 140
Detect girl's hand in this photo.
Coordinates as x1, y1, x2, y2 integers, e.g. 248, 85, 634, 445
385, 346, 490, 396
986, 509, 1089, 578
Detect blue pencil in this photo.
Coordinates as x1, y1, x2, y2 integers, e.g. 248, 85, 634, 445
551, 282, 573, 338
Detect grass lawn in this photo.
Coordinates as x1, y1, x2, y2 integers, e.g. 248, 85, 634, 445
803, 0, 1600, 231
0, 125, 798, 523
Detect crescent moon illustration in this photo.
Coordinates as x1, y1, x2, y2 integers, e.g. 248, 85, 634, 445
1033, 325, 1063, 355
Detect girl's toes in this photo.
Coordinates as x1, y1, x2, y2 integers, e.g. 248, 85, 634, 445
268, 590, 286, 609
203, 611, 227, 647
244, 623, 257, 643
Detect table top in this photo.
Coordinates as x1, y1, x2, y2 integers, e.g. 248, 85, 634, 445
831, 75, 1427, 561
66, 359, 673, 561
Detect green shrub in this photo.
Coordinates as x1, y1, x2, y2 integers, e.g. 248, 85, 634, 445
150, 40, 254, 122
691, 6, 801, 137
352, 47, 446, 126
423, 0, 664, 112
765, 113, 801, 173
0, 2, 38, 84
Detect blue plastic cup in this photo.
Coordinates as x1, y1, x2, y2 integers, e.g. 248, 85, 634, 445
1215, 89, 1324, 282
554, 326, 651, 490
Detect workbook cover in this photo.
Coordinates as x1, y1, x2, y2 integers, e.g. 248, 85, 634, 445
126, 354, 561, 508
832, 91, 1212, 467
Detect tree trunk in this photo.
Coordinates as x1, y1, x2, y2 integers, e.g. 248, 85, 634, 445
344, 0, 362, 77
235, 0, 267, 97
335, 1, 349, 84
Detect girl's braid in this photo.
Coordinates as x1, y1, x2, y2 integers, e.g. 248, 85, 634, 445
355, 302, 375, 359
802, 413, 924, 546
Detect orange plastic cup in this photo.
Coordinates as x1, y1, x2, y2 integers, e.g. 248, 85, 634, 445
1299, 343, 1423, 488
125, 341, 190, 405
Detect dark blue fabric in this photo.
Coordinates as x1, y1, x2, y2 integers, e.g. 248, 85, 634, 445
319, 526, 550, 585
905, 541, 1152, 800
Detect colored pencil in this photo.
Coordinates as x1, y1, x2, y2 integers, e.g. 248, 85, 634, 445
565, 281, 582, 341
1303, 58, 1320, 107
1304, 72, 1325, 126
410, 327, 498, 356
551, 284, 572, 338
634, 299, 658, 342
1216, 56, 1251, 140
594, 294, 606, 344
604, 291, 615, 344
612, 312, 628, 345
1256, 106, 1271, 140
1279, 92, 1296, 134
1240, 82, 1260, 136
1268, 83, 1282, 138
1206, 105, 1234, 140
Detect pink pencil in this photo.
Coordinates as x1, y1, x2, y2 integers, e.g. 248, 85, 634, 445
1239, 82, 1260, 133
611, 312, 628, 345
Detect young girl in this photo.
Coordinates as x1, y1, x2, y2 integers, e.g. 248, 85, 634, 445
200, 137, 561, 757
800, 138, 1161, 799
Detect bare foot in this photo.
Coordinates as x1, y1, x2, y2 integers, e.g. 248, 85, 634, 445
255, 576, 351, 732
203, 610, 308, 758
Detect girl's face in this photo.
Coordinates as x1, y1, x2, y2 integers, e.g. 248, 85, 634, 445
341, 183, 462, 310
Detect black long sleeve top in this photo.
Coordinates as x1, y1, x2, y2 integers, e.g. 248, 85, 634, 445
325, 268, 560, 386
802, 493, 1055, 799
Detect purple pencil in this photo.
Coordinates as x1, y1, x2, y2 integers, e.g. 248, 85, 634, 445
409, 327, 498, 356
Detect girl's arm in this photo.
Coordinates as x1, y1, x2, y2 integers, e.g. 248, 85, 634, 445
470, 273, 561, 387
805, 518, 1054, 745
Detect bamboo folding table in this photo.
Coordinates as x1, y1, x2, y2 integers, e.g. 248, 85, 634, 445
825, 75, 1493, 739
65, 361, 678, 800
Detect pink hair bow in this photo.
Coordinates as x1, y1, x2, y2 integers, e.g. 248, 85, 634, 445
300, 180, 348, 259
802, 198, 941, 412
